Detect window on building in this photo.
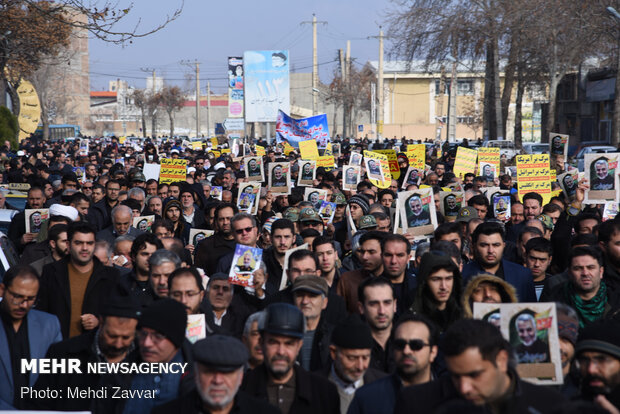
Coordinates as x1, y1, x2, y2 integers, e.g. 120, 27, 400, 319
457, 80, 474, 95
434, 79, 450, 95
457, 116, 474, 124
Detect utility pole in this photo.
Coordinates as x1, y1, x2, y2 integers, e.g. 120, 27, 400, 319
448, 60, 457, 142
344, 40, 350, 139
301, 14, 327, 116
206, 81, 211, 138
369, 29, 384, 141
195, 61, 200, 138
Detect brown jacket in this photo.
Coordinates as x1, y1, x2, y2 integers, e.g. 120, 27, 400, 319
336, 269, 373, 313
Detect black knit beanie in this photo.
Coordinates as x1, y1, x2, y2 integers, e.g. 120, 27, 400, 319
138, 299, 188, 348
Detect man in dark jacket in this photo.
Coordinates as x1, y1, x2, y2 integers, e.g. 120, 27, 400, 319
152, 335, 279, 414
8, 186, 46, 253
38, 221, 121, 339
461, 221, 537, 302
598, 219, 620, 293
241, 302, 340, 414
28, 293, 142, 413
348, 314, 438, 414
394, 319, 564, 413
194, 203, 237, 275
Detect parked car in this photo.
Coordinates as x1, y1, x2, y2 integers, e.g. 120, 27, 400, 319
523, 143, 550, 154
574, 145, 617, 171
484, 140, 520, 159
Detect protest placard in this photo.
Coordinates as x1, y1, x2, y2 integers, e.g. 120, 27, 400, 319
406, 144, 426, 170
299, 139, 320, 160
316, 155, 335, 171
516, 154, 552, 205
25, 209, 49, 234
186, 314, 206, 344
255, 145, 266, 156
364, 150, 391, 189
189, 229, 214, 246
397, 188, 437, 236
133, 215, 155, 232
439, 191, 463, 221
159, 158, 188, 184
585, 152, 620, 204
453, 147, 478, 179
297, 160, 316, 186
229, 244, 263, 287
342, 165, 361, 191
268, 162, 291, 194
243, 156, 264, 182
276, 110, 330, 149
375, 149, 400, 179
477, 147, 500, 171
549, 132, 569, 160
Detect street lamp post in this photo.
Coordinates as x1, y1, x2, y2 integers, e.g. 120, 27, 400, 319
607, 6, 620, 147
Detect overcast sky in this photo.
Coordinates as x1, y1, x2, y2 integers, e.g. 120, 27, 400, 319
89, 0, 394, 94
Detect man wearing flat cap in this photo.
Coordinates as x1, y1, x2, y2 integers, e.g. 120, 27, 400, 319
241, 302, 340, 414
122, 299, 194, 414
327, 315, 386, 414
153, 335, 279, 414
575, 319, 620, 411
29, 292, 142, 413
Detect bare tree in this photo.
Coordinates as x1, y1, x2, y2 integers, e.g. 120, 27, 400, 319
146, 92, 162, 137
130, 89, 148, 137
158, 86, 185, 137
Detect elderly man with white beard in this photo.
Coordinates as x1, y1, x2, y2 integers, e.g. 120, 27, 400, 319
153, 335, 279, 414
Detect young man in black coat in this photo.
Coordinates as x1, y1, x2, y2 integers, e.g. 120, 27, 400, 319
394, 319, 565, 414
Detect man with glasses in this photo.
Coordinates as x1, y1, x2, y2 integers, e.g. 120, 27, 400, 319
349, 314, 438, 414
575, 319, 620, 411
194, 203, 238, 276
123, 299, 194, 414
0, 265, 62, 410
81, 179, 94, 197
168, 267, 205, 315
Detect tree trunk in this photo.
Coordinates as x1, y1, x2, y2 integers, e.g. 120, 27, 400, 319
41, 106, 50, 141
613, 37, 620, 147
514, 67, 524, 149
151, 113, 157, 138
546, 75, 560, 142
484, 44, 496, 141
502, 38, 517, 139
492, 35, 503, 140
168, 112, 174, 137
140, 108, 147, 138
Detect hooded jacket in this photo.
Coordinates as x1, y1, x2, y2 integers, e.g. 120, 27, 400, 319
461, 273, 518, 318
411, 252, 462, 332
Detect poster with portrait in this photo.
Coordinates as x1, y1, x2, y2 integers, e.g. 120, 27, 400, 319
397, 188, 437, 236
502, 303, 562, 385
342, 165, 361, 191
364, 150, 391, 189
401, 166, 422, 189
439, 191, 463, 221
243, 156, 264, 182
304, 188, 329, 209
318, 201, 337, 224
72, 166, 85, 183
238, 182, 261, 215
557, 170, 578, 202
297, 160, 316, 186
483, 187, 502, 205
349, 151, 362, 166
492, 194, 511, 222
505, 166, 518, 181
229, 244, 263, 288
268, 162, 291, 194
211, 186, 223, 201
189, 229, 214, 246
186, 314, 207, 344
332, 143, 341, 158
549, 132, 569, 160
133, 215, 155, 232
603, 202, 619, 221
237, 192, 256, 214
25, 208, 49, 234
585, 153, 620, 203
472, 303, 502, 330
479, 161, 497, 183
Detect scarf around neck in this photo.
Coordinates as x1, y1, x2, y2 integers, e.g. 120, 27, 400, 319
564, 281, 607, 328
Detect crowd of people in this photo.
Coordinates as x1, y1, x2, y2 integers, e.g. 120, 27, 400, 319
0, 134, 619, 413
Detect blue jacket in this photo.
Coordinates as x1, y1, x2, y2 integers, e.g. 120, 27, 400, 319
347, 373, 402, 414
0, 309, 62, 409
462, 259, 537, 303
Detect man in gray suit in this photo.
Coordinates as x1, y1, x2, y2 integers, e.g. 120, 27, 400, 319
96, 204, 144, 245
0, 265, 62, 409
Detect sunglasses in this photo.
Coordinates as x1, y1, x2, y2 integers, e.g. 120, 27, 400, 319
234, 226, 254, 235
393, 339, 430, 351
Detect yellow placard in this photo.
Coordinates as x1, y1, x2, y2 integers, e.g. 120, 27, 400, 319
209, 150, 221, 158
406, 144, 426, 171
221, 148, 231, 154
255, 145, 266, 156
516, 154, 552, 205
282, 142, 295, 155
159, 158, 188, 184
119, 136, 127, 144
375, 149, 400, 179
324, 142, 333, 156
453, 147, 478, 179
477, 147, 500, 170
192, 141, 202, 150
299, 139, 320, 160
317, 155, 335, 171
211, 137, 219, 148
17, 80, 40, 141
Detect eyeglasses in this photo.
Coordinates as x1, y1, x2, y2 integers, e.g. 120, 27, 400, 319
6, 289, 37, 306
83, 186, 93, 189
136, 329, 166, 343
234, 226, 254, 235
576, 355, 615, 369
170, 290, 201, 299
393, 339, 430, 351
